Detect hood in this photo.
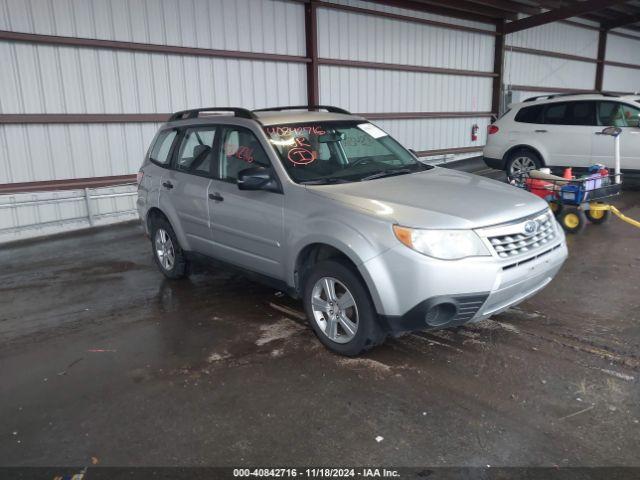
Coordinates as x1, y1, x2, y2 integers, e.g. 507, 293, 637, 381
306, 168, 549, 229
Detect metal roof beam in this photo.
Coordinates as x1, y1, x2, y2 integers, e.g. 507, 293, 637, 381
410, 0, 519, 19
365, 0, 500, 23
603, 12, 640, 29
463, 0, 541, 15
504, 0, 631, 33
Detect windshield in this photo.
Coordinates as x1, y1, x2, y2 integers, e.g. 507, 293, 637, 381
263, 121, 431, 184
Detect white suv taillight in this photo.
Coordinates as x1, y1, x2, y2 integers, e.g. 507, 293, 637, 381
136, 170, 144, 186
487, 125, 499, 135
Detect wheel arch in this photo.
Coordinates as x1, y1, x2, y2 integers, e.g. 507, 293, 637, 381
146, 207, 169, 232
145, 206, 191, 251
293, 243, 363, 295
502, 144, 547, 167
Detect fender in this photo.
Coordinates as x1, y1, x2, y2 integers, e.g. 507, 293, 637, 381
286, 214, 392, 311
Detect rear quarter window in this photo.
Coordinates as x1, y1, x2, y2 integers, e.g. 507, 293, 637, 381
514, 105, 544, 123
149, 130, 177, 166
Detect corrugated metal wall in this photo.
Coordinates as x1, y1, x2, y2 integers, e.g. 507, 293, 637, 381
0, 0, 308, 241
507, 21, 598, 56
504, 21, 599, 94
0, 183, 138, 243
325, 0, 495, 31
1, 0, 639, 242
0, 0, 307, 185
0, 0, 306, 54
317, 1, 495, 157
604, 31, 640, 93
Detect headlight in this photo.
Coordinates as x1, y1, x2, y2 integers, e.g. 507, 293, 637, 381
393, 225, 490, 260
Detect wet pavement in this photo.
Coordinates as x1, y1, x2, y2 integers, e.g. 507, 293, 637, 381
0, 186, 639, 467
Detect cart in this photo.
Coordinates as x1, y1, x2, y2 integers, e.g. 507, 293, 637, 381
512, 126, 640, 234
512, 170, 621, 233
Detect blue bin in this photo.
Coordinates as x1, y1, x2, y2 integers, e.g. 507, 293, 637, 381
560, 184, 584, 204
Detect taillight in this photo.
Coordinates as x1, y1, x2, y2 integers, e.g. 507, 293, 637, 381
487, 125, 499, 135
136, 170, 144, 186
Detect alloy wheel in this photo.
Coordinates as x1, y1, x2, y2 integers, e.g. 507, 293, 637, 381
154, 228, 175, 271
310, 277, 359, 344
509, 156, 537, 176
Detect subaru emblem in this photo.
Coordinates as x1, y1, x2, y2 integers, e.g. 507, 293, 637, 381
524, 220, 538, 235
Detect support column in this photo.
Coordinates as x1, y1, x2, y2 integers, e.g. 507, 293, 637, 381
491, 20, 505, 117
595, 28, 607, 91
305, 1, 319, 106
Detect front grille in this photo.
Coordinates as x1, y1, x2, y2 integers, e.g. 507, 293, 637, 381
502, 243, 562, 270
485, 211, 557, 259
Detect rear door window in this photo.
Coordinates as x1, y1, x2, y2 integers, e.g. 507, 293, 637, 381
542, 102, 568, 125
564, 101, 596, 126
149, 130, 177, 166
175, 127, 217, 176
540, 101, 596, 126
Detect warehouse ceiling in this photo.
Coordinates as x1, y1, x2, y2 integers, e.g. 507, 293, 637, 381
369, 0, 640, 32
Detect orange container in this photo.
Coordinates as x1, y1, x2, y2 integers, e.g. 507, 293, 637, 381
525, 178, 554, 199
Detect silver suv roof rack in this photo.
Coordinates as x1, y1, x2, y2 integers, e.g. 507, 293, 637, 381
253, 105, 351, 114
168, 107, 258, 122
523, 92, 619, 103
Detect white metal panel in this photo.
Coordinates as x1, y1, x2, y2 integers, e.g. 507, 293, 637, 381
0, 0, 306, 56
506, 22, 598, 58
323, 0, 496, 32
611, 28, 640, 40
317, 7, 495, 71
606, 33, 640, 65
602, 66, 640, 94
371, 117, 491, 152
0, 41, 307, 114
504, 50, 596, 90
0, 123, 160, 184
319, 65, 492, 113
0, 184, 138, 244
509, 90, 557, 104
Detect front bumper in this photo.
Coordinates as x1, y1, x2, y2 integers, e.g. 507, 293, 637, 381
363, 232, 567, 334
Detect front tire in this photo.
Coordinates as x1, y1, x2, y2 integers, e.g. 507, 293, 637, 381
302, 260, 385, 356
558, 207, 586, 234
150, 216, 190, 279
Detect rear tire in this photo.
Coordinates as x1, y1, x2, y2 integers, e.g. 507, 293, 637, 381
506, 149, 542, 180
149, 216, 190, 279
302, 260, 385, 356
558, 207, 586, 234
586, 207, 610, 224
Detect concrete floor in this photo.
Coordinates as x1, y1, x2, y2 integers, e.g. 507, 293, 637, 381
1, 187, 639, 467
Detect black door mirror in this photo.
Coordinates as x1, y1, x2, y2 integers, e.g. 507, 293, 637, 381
408, 148, 419, 158
237, 166, 279, 192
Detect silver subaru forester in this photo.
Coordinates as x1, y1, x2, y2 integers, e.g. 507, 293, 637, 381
137, 106, 568, 356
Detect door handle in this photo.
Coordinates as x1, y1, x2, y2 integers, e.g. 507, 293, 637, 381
534, 129, 548, 133
162, 181, 174, 189
208, 193, 224, 202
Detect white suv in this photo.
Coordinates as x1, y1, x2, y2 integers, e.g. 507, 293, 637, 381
483, 93, 640, 177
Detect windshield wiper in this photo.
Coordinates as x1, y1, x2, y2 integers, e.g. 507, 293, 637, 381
300, 177, 348, 185
360, 168, 413, 182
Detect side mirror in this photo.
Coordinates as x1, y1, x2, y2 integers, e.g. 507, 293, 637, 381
408, 148, 419, 158
237, 166, 279, 192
